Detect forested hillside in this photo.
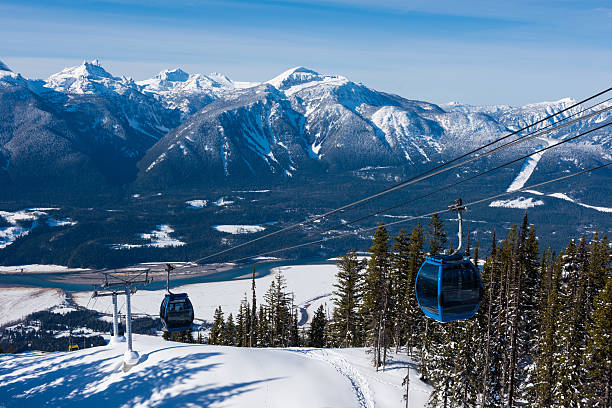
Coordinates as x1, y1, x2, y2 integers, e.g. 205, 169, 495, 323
203, 214, 611, 407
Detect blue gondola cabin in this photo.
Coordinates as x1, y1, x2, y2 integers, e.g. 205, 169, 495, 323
415, 253, 483, 322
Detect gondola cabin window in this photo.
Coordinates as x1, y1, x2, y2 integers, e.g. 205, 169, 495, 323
416, 262, 439, 315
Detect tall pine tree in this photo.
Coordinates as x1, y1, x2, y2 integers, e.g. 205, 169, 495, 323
332, 250, 365, 347
360, 223, 392, 370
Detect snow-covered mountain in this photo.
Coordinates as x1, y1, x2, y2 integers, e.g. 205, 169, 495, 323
443, 97, 612, 149
137, 66, 459, 186
0, 60, 29, 88
0, 60, 610, 193
0, 60, 181, 188
137, 68, 257, 117
0, 60, 11, 72
137, 66, 610, 188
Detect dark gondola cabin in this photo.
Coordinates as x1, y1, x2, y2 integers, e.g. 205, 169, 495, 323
160, 292, 194, 332
415, 253, 483, 322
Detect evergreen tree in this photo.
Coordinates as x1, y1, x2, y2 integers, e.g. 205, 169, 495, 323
237, 295, 251, 347
585, 271, 612, 407
332, 249, 365, 347
449, 320, 480, 407
405, 223, 425, 355
556, 236, 589, 407
291, 308, 300, 347
534, 252, 562, 407
427, 213, 447, 256
309, 305, 328, 347
263, 270, 293, 347
425, 322, 458, 407
360, 223, 392, 370
479, 234, 498, 407
209, 306, 224, 345
390, 229, 410, 352
263, 280, 277, 346
250, 266, 258, 347
257, 305, 268, 347
223, 313, 237, 346
587, 233, 609, 305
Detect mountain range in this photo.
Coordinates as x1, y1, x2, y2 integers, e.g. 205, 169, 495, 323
0, 59, 611, 267
1, 59, 610, 196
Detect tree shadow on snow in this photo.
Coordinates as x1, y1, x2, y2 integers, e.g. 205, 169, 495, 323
380, 359, 419, 373
2, 350, 282, 407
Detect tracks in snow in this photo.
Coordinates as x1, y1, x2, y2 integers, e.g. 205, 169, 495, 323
289, 349, 375, 408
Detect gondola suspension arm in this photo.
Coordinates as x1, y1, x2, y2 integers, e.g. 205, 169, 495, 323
165, 263, 175, 294
449, 198, 466, 256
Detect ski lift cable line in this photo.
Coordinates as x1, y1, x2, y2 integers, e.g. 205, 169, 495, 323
325, 98, 612, 218
189, 91, 612, 264
147, 96, 612, 274
226, 160, 612, 264
226, 119, 611, 262
220, 117, 610, 266
333, 116, 612, 229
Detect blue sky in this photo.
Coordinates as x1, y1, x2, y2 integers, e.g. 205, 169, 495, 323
0, 0, 610, 105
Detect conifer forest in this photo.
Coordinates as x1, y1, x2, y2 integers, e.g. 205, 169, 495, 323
199, 213, 611, 408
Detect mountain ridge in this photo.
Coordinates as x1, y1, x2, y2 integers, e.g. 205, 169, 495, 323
0, 60, 610, 195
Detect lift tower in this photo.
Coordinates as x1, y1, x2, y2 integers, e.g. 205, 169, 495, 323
92, 269, 152, 366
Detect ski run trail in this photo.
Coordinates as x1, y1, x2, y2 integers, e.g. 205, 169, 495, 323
289, 348, 375, 408
0, 334, 431, 407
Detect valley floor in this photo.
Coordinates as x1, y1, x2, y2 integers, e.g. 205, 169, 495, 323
0, 334, 431, 407
0, 287, 65, 327
73, 264, 340, 327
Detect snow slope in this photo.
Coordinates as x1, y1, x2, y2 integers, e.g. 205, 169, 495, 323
75, 264, 338, 327
0, 335, 430, 407
489, 196, 544, 209
547, 192, 612, 213
0, 287, 65, 327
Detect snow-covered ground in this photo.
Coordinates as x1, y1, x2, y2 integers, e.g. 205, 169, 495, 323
491, 190, 612, 213
186, 199, 208, 208
75, 264, 338, 326
0, 287, 66, 327
2, 263, 433, 406
212, 224, 266, 234
506, 137, 555, 192
489, 196, 544, 209
0, 208, 76, 249
547, 192, 612, 213
0, 264, 90, 274
213, 197, 234, 207
111, 224, 185, 250
0, 335, 431, 407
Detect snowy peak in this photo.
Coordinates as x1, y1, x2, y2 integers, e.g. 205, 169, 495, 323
45, 59, 133, 95
156, 68, 190, 82
0, 59, 27, 87
0, 59, 12, 72
208, 72, 233, 86
54, 59, 113, 80
267, 66, 328, 90
136, 69, 261, 115
138, 69, 233, 94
